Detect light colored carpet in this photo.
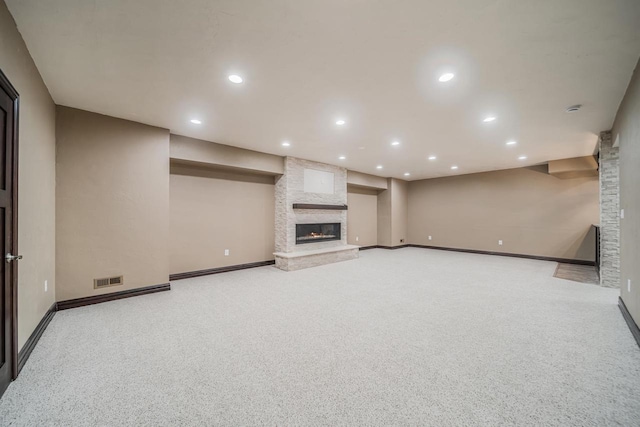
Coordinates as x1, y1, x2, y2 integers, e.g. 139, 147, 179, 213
554, 263, 600, 285
1, 248, 639, 426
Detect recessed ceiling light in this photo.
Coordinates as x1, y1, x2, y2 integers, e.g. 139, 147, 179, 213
190, 119, 202, 124
228, 75, 243, 84
518, 155, 527, 160
428, 155, 437, 160
483, 116, 496, 123
338, 155, 346, 160
404, 172, 410, 176
391, 141, 400, 146
336, 119, 346, 126
438, 73, 455, 82
451, 165, 458, 170
506, 141, 517, 146
376, 165, 383, 169
281, 141, 291, 147
565, 104, 582, 113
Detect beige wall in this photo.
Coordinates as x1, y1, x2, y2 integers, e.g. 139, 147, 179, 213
170, 163, 275, 274
548, 155, 598, 179
377, 181, 392, 246
1, 1, 56, 350
170, 134, 283, 175
408, 165, 599, 261
56, 107, 170, 301
347, 186, 378, 247
391, 179, 408, 245
347, 170, 388, 190
613, 57, 640, 325
377, 178, 408, 247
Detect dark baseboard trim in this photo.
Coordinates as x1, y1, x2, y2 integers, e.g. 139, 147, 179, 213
357, 245, 379, 251
406, 244, 595, 266
57, 283, 171, 311
356, 243, 594, 265
170, 260, 276, 281
619, 297, 640, 349
376, 245, 409, 250
18, 302, 57, 373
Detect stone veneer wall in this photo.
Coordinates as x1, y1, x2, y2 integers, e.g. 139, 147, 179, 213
275, 157, 347, 253
599, 131, 620, 288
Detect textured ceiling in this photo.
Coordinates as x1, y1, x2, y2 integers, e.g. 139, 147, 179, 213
7, 0, 640, 179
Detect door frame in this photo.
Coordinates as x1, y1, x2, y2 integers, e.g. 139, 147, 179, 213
0, 68, 19, 380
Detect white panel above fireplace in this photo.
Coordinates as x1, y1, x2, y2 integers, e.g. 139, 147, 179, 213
303, 168, 334, 194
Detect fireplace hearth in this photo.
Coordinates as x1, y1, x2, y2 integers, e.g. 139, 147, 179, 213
296, 223, 341, 244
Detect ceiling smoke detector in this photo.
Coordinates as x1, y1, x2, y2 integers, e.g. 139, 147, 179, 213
565, 104, 582, 113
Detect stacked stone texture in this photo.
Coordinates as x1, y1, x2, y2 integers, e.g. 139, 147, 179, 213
275, 157, 348, 253
274, 157, 358, 270
599, 131, 620, 288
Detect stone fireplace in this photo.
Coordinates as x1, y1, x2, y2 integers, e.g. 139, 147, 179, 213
273, 157, 359, 271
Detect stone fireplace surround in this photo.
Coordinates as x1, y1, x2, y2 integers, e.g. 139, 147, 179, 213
274, 157, 359, 271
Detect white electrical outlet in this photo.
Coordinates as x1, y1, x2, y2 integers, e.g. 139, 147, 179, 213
44, 280, 48, 292
428, 235, 432, 240
498, 240, 503, 246
621, 209, 625, 219
356, 236, 359, 242
224, 249, 230, 256
629, 279, 632, 293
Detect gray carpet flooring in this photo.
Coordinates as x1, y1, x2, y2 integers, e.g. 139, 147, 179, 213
554, 263, 600, 285
1, 248, 639, 426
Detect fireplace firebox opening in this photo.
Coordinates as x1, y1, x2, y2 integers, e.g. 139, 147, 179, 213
296, 223, 341, 244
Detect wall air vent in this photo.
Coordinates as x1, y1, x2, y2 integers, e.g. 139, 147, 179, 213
94, 275, 124, 289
